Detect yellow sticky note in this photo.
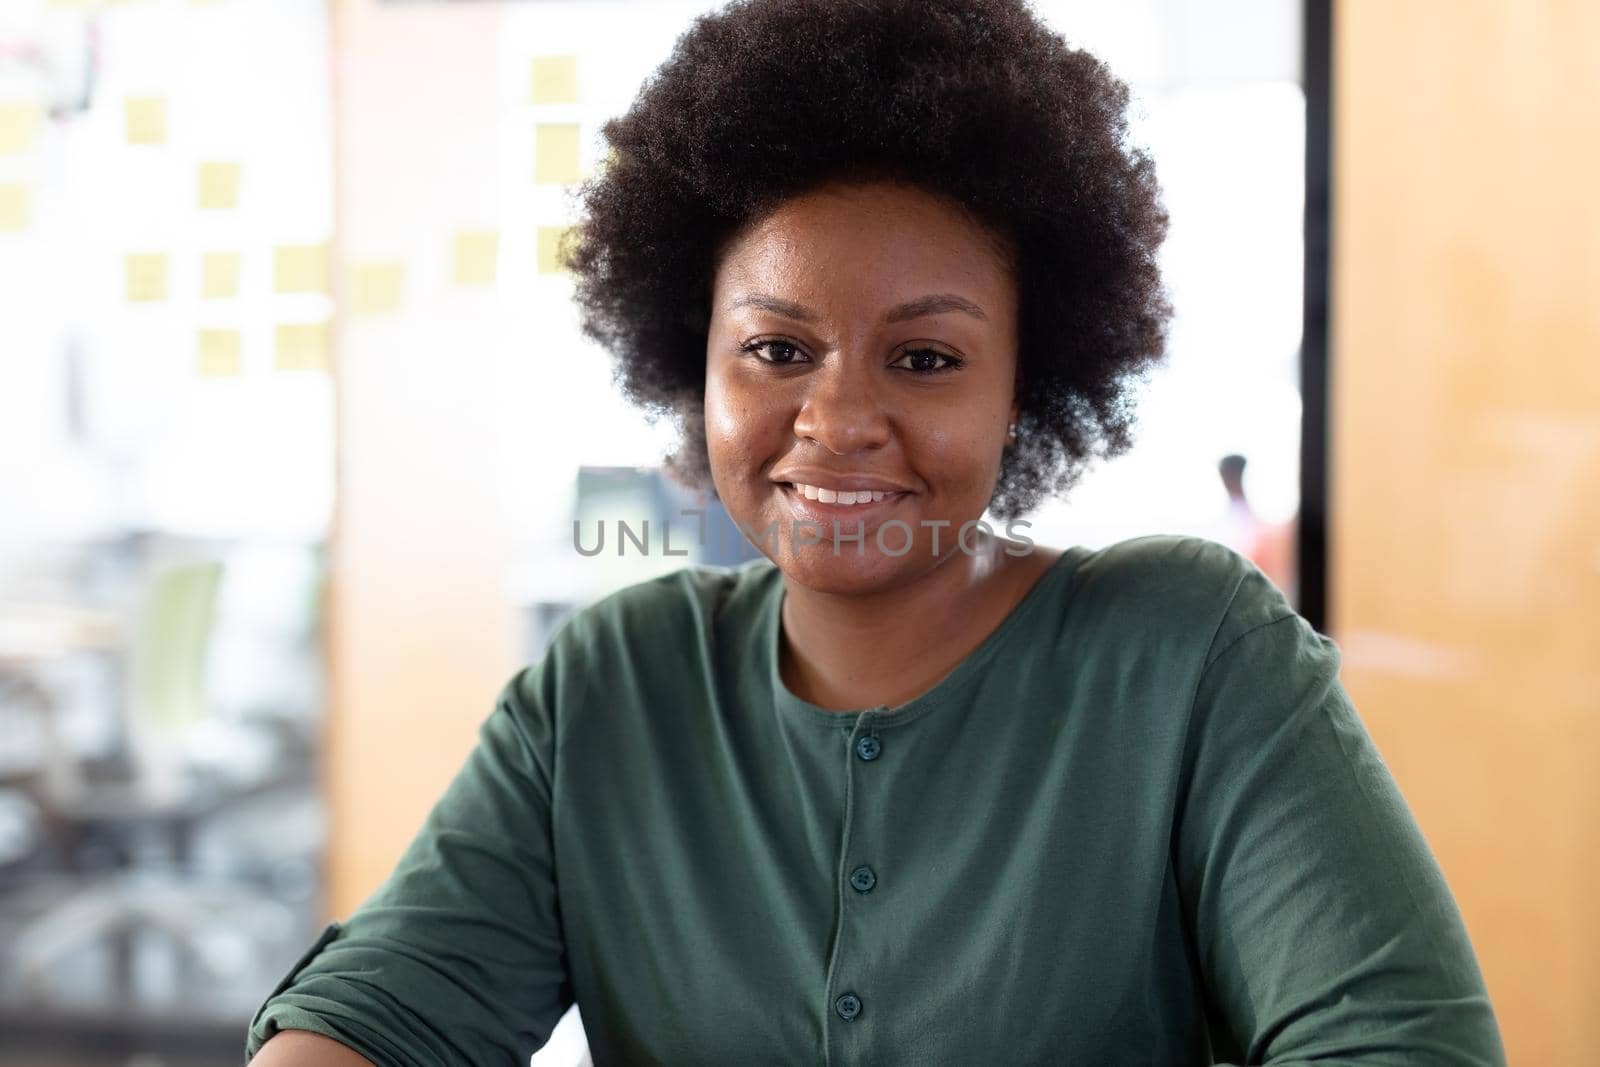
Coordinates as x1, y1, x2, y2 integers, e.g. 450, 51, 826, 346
273, 243, 330, 294
275, 322, 330, 371
197, 162, 240, 209
536, 226, 572, 275
534, 124, 581, 184
125, 253, 168, 302
0, 103, 41, 156
0, 184, 27, 232
201, 252, 240, 298
531, 56, 579, 105
351, 261, 405, 315
125, 97, 166, 146
452, 230, 499, 286
197, 329, 242, 376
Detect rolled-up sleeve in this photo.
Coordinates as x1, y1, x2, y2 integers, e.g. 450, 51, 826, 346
1174, 583, 1506, 1065
243, 664, 572, 1067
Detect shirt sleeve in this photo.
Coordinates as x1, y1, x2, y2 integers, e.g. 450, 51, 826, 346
1172, 571, 1506, 1065
242, 663, 572, 1067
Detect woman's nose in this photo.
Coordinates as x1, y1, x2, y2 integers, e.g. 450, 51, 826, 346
790, 355, 891, 455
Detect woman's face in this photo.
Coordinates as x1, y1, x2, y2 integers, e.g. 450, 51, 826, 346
705, 179, 1020, 594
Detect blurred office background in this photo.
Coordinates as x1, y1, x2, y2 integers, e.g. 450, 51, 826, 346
0, 0, 1594, 1064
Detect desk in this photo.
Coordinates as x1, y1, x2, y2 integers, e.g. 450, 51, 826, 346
0, 602, 125, 665
0, 602, 128, 787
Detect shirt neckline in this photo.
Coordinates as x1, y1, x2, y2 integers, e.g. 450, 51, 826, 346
760, 548, 1083, 729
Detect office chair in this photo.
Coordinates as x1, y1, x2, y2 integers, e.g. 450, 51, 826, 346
10, 553, 306, 1013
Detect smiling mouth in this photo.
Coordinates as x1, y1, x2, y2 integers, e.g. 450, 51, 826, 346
775, 483, 911, 521
781, 481, 905, 506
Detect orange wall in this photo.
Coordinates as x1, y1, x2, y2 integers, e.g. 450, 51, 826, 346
1331, 2, 1600, 1063
323, 0, 515, 916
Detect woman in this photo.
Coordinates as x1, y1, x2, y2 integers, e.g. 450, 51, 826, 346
246, 1, 1504, 1064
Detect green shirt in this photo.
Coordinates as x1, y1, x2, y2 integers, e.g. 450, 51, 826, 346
244, 535, 1504, 1066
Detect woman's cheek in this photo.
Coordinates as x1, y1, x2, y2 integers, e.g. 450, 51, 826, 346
703, 371, 780, 516
704, 384, 745, 451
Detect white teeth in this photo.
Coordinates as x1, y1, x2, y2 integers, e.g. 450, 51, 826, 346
789, 482, 894, 505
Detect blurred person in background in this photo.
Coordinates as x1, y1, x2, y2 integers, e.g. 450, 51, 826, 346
1217, 452, 1296, 597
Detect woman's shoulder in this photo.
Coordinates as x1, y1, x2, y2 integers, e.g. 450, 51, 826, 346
1065, 534, 1298, 664
541, 558, 779, 660
506, 561, 777, 716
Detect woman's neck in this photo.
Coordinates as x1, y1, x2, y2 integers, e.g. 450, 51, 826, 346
777, 534, 1060, 712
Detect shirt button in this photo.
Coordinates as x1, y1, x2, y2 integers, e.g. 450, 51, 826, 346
835, 993, 862, 1021
849, 865, 876, 893
855, 735, 881, 761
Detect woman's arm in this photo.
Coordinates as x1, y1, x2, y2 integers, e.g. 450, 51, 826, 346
1173, 570, 1506, 1065
249, 1029, 377, 1066
242, 663, 574, 1066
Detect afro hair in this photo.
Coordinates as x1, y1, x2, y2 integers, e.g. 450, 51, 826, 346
563, 0, 1173, 521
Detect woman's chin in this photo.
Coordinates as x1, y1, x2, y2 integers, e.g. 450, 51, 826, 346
770, 543, 921, 595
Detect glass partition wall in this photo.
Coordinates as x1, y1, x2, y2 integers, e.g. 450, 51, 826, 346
0, 1, 334, 1062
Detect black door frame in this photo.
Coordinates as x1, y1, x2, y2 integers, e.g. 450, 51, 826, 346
1300, 0, 1333, 633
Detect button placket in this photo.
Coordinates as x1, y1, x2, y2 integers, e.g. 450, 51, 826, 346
850, 724, 881, 895
829, 715, 884, 1055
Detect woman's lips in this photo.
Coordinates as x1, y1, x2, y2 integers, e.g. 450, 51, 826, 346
775, 482, 910, 530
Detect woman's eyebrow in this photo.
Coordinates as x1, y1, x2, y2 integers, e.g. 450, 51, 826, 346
725, 292, 989, 324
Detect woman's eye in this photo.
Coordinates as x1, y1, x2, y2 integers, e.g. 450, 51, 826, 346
743, 340, 808, 365
891, 348, 963, 373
